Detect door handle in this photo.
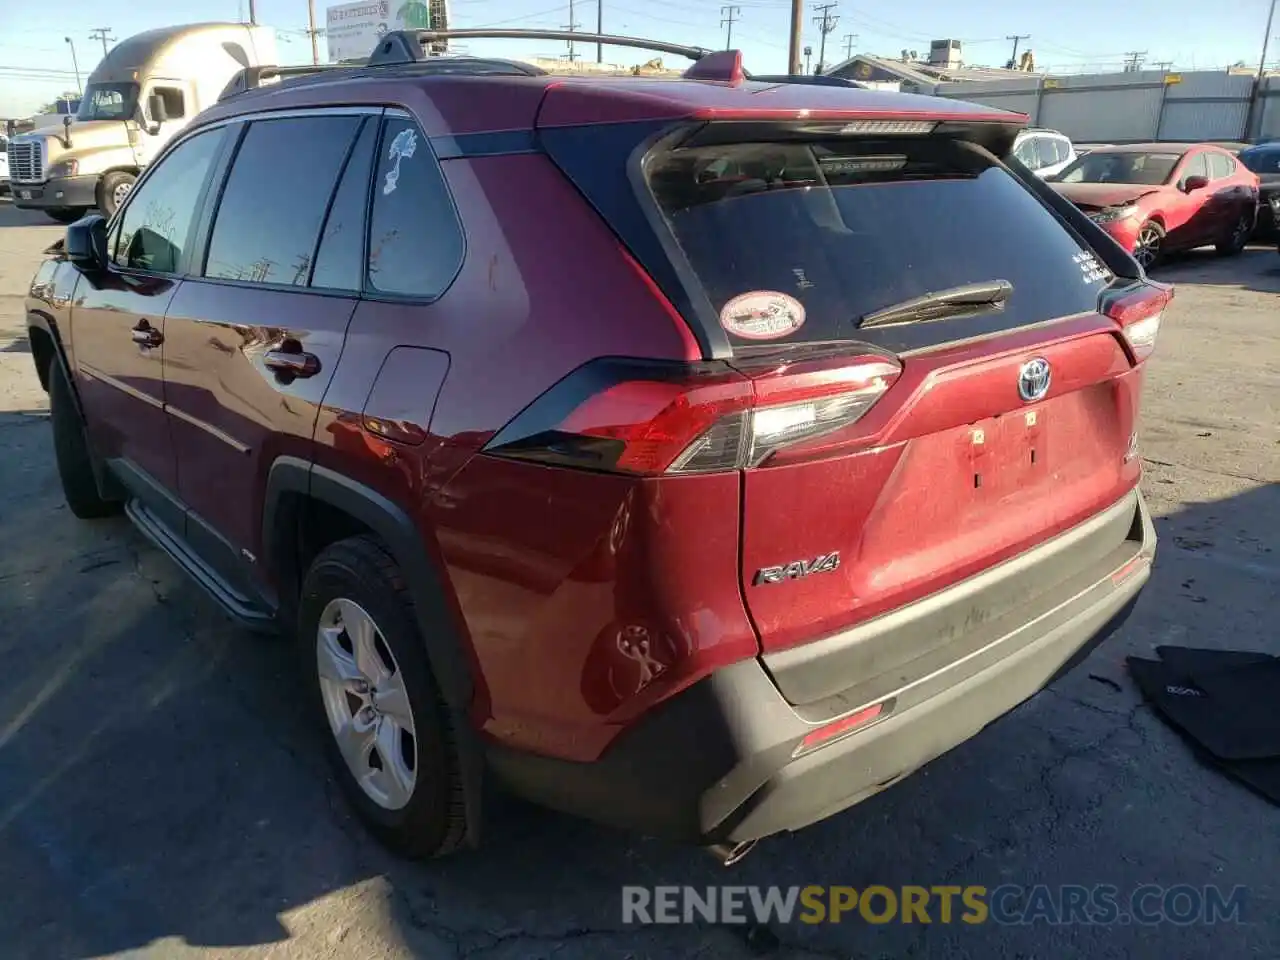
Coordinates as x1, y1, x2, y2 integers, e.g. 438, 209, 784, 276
131, 321, 163, 348
263, 349, 321, 379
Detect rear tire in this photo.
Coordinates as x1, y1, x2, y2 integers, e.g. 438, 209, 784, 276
299, 535, 469, 859
49, 360, 119, 519
1133, 220, 1165, 270
1215, 211, 1251, 256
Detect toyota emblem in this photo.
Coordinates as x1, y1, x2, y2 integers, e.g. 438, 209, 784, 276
1017, 358, 1051, 402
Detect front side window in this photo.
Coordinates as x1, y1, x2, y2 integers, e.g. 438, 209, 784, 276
1178, 152, 1209, 186
113, 128, 225, 273
1013, 137, 1040, 169
151, 87, 187, 121
204, 115, 362, 286
1036, 138, 1061, 168
365, 116, 464, 298
78, 83, 139, 122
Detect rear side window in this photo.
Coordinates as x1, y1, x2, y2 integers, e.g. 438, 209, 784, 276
1208, 153, 1234, 180
311, 117, 378, 291
114, 128, 225, 273
365, 116, 463, 298
646, 136, 1113, 353
204, 115, 361, 286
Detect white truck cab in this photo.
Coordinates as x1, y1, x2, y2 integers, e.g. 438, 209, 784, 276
7, 23, 276, 223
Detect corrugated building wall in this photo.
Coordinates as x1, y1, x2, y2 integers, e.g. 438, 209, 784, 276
933, 69, 1264, 143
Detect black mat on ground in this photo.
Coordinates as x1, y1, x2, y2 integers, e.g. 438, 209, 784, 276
1127, 647, 1280, 806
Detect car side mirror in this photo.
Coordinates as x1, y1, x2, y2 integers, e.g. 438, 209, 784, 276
146, 93, 167, 134
65, 214, 109, 271
1184, 175, 1209, 193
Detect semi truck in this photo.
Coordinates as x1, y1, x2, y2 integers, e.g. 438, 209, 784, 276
7, 23, 277, 223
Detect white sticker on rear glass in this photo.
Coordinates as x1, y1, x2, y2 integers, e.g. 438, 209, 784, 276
1073, 250, 1111, 285
382, 127, 418, 196
719, 291, 806, 340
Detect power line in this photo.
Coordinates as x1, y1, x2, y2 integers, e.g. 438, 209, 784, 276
720, 5, 741, 50
812, 2, 838, 75
1005, 34, 1029, 69
88, 27, 115, 59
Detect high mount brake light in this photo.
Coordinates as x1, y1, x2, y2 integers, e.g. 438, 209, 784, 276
484, 354, 902, 476
1103, 282, 1173, 362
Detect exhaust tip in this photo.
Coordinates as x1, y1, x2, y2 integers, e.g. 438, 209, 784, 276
705, 838, 757, 867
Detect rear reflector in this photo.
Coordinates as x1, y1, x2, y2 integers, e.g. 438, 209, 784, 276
1111, 554, 1149, 585
1102, 281, 1173, 362
484, 353, 901, 476
793, 701, 889, 757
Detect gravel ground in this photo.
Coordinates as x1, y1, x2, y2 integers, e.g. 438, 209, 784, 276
0, 195, 1277, 959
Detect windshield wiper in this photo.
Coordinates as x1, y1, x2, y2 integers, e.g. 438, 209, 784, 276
857, 280, 1014, 329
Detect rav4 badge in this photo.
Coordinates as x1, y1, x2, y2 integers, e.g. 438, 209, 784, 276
754, 552, 841, 585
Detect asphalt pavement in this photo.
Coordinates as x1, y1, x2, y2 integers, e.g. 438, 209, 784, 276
0, 195, 1277, 959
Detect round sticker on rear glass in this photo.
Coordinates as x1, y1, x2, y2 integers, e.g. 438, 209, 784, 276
719, 291, 806, 340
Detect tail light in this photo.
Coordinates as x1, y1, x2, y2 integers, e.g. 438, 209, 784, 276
483, 353, 901, 476
1102, 281, 1173, 362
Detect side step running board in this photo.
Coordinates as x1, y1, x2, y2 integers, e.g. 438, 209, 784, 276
124, 499, 278, 634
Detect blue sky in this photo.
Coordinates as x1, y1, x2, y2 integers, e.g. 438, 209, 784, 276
1, 0, 1276, 116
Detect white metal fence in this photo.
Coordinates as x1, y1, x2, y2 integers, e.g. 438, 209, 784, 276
931, 70, 1280, 144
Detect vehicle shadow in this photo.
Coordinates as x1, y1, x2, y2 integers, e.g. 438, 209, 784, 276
0, 408, 1275, 958
1155, 246, 1280, 293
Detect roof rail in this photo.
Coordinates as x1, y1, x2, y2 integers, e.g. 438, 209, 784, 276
367, 28, 713, 66
218, 63, 350, 100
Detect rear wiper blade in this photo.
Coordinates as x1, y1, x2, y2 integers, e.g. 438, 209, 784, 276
857, 280, 1013, 329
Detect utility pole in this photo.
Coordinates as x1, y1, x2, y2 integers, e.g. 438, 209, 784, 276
64, 37, 82, 96
248, 0, 257, 25
597, 0, 603, 63
1122, 50, 1147, 72
812, 2, 838, 75
788, 0, 804, 75
88, 28, 115, 59
307, 0, 320, 64
1005, 34, 1029, 69
563, 0, 581, 62
1245, 0, 1278, 140
721, 5, 741, 50
842, 32, 858, 61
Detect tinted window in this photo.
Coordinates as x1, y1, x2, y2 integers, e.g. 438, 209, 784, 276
646, 137, 1113, 350
311, 117, 377, 291
1179, 152, 1209, 185
1239, 148, 1280, 174
114, 128, 224, 273
1057, 150, 1181, 185
366, 117, 463, 297
205, 115, 361, 286
1208, 152, 1234, 180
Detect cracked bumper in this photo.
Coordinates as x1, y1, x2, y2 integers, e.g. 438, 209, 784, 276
487, 493, 1155, 844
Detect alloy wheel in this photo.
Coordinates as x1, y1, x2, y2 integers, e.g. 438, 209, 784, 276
316, 598, 418, 810
1134, 223, 1162, 269
112, 180, 133, 209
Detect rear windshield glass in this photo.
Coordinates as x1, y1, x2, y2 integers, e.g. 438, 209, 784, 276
645, 136, 1112, 352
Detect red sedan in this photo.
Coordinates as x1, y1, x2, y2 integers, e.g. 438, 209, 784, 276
1050, 143, 1259, 268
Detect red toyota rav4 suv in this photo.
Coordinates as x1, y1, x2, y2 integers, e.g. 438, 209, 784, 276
25, 31, 1161, 862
